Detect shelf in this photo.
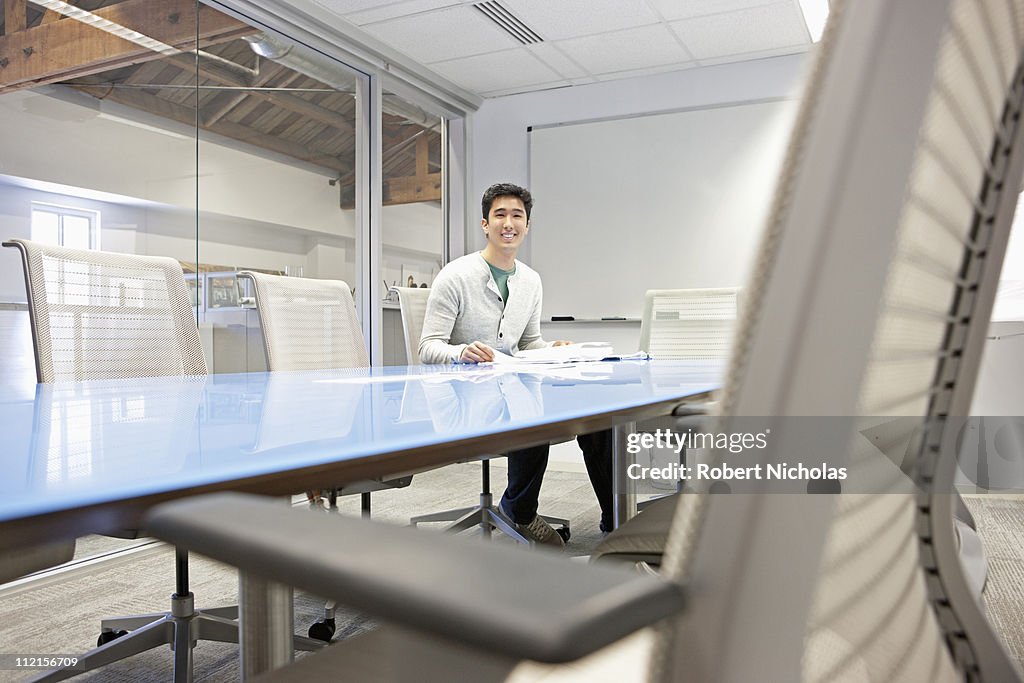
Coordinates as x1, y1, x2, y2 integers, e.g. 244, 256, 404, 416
542, 318, 640, 324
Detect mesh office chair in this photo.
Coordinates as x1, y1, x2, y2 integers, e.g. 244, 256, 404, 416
240, 271, 415, 513
145, 0, 1024, 680
637, 287, 740, 360
628, 288, 740, 519
395, 286, 571, 543
0, 239, 314, 681
240, 271, 412, 640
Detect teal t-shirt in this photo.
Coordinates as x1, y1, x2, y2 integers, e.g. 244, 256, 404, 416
487, 261, 516, 307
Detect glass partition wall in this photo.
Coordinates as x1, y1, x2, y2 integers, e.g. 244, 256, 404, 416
0, 0, 456, 373
380, 90, 445, 365
194, 16, 364, 371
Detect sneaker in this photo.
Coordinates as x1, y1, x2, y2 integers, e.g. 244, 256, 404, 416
515, 514, 565, 548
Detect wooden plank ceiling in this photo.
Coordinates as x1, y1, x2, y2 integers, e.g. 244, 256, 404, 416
0, 0, 441, 207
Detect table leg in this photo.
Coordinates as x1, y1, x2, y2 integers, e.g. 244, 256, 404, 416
612, 422, 637, 529
239, 574, 294, 680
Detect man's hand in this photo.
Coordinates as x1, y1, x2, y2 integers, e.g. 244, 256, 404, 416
460, 341, 496, 363
551, 340, 574, 347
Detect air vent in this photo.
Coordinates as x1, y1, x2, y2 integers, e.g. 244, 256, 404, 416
474, 1, 543, 45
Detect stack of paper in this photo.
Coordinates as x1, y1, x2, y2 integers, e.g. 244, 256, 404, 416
490, 342, 649, 365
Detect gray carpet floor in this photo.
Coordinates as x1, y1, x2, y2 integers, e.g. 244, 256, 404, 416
0, 463, 605, 682
1, 476, 1022, 682
962, 495, 1024, 673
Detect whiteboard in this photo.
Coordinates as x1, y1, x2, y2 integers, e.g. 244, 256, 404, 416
528, 99, 798, 320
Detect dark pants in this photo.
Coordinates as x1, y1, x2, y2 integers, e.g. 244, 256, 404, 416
499, 429, 614, 532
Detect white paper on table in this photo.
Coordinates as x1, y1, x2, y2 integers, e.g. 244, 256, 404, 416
508, 342, 615, 364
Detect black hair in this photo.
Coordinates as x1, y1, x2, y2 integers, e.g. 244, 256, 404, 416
481, 183, 533, 220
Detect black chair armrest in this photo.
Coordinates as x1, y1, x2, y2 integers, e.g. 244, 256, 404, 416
145, 492, 685, 663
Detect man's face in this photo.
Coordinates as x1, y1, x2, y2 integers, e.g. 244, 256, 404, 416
482, 195, 530, 253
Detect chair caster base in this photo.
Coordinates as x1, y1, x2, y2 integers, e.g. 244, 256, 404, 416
308, 618, 336, 643
96, 630, 128, 647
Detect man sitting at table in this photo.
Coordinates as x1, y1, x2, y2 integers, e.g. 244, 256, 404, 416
419, 182, 613, 548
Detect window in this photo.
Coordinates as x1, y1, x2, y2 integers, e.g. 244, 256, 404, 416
31, 203, 100, 250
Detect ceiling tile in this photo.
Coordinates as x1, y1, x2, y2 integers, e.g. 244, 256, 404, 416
670, 3, 810, 60
429, 48, 562, 94
312, 0, 404, 15
646, 0, 775, 22
362, 5, 520, 64
525, 43, 588, 79
556, 25, 691, 75
345, 0, 462, 25
499, 0, 659, 40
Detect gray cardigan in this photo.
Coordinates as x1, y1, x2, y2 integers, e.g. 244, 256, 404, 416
419, 253, 551, 364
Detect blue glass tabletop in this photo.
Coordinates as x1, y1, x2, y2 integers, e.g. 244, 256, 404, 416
0, 360, 721, 530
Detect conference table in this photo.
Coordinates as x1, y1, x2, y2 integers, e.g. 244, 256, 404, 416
0, 359, 719, 677
0, 359, 721, 552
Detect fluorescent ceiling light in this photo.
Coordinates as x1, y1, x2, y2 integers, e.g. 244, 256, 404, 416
797, 0, 830, 43
32, 0, 180, 55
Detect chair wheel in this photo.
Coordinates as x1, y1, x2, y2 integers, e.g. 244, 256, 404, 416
556, 527, 571, 542
97, 630, 128, 647
308, 618, 336, 642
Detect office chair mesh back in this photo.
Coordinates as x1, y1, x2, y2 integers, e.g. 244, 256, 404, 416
3, 239, 207, 382
651, 0, 1023, 681
638, 288, 739, 359
395, 287, 430, 365
242, 271, 368, 371
806, 0, 1024, 680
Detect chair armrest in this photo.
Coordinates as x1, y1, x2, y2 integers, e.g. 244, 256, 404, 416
145, 493, 685, 663
672, 401, 716, 417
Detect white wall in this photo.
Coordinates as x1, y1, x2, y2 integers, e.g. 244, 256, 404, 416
467, 55, 809, 468
381, 202, 445, 288
1, 91, 349, 237
0, 90, 444, 302
470, 54, 810, 263
0, 183, 152, 300
0, 180, 346, 301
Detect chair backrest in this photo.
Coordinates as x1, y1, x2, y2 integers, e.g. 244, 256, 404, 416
637, 288, 739, 359
239, 271, 368, 371
2, 239, 207, 382
652, 0, 1024, 681
394, 286, 430, 365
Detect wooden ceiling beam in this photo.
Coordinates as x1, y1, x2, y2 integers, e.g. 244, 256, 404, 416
122, 59, 171, 86
38, 7, 60, 25
415, 134, 429, 179
395, 144, 441, 171
255, 90, 353, 134
0, 0, 252, 93
156, 54, 356, 136
213, 119, 351, 174
5, 0, 27, 34
166, 52, 255, 89
383, 173, 442, 206
75, 83, 352, 176
201, 67, 297, 127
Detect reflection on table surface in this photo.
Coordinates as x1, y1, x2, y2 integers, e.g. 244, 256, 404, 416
0, 360, 721, 525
